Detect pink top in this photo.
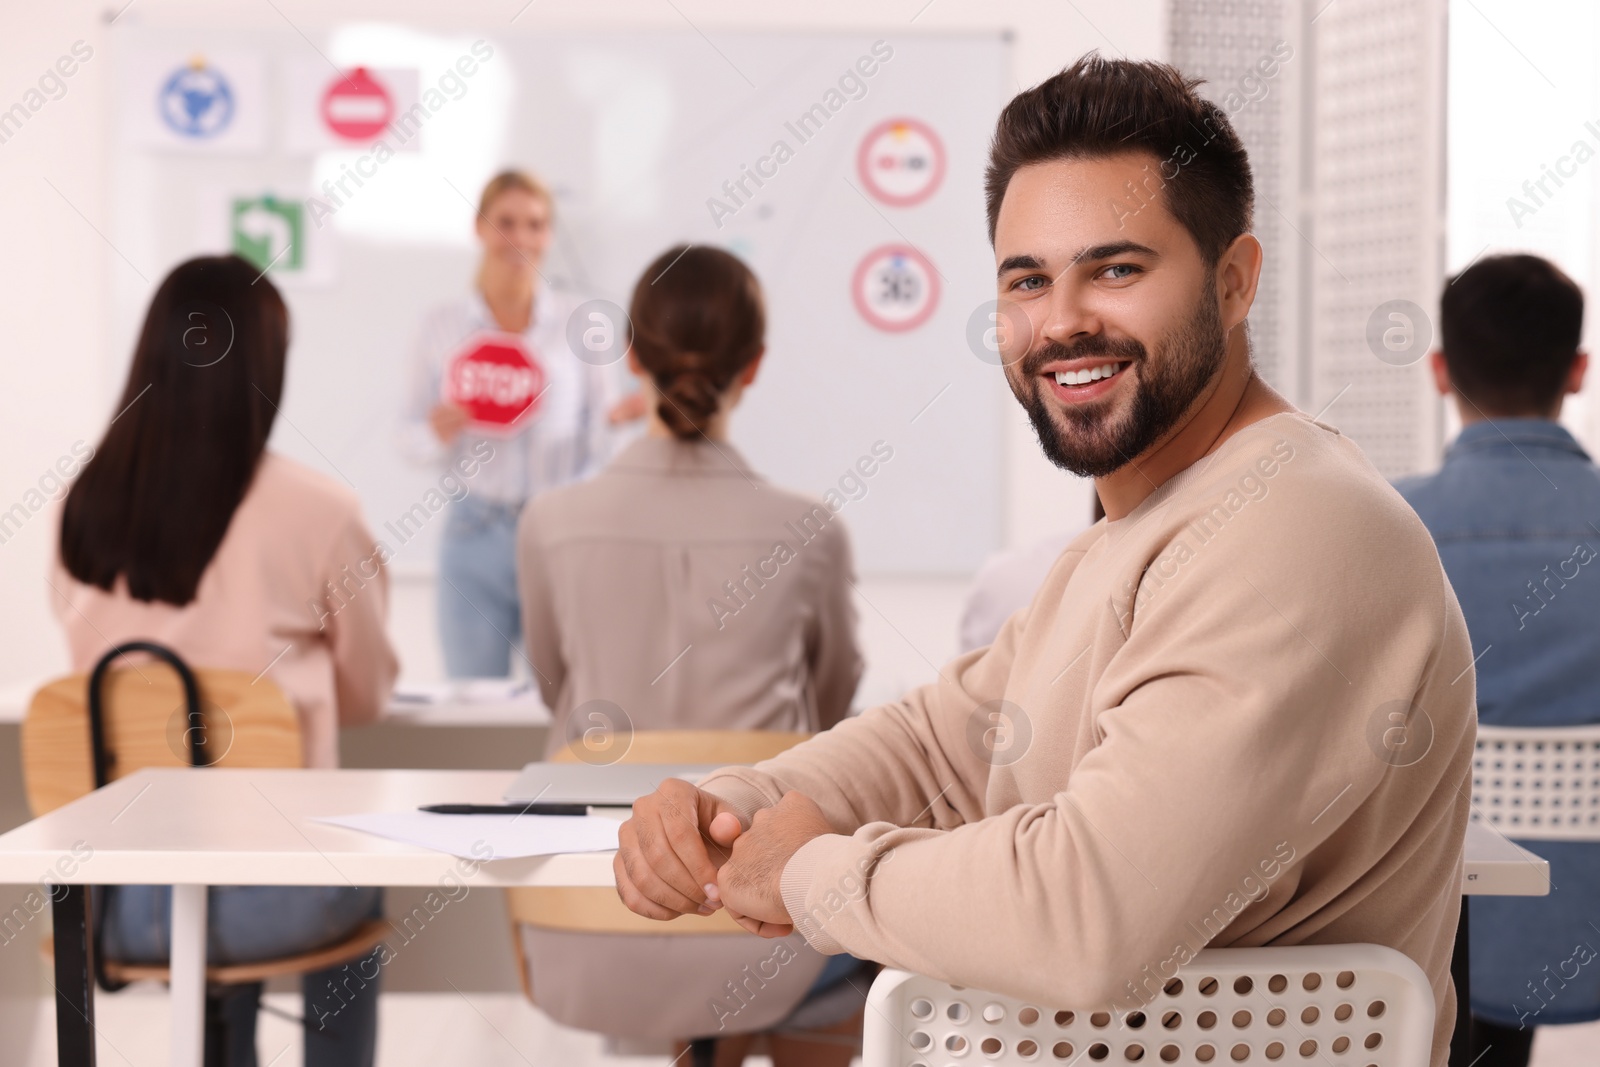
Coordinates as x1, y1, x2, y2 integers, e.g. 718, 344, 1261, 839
48, 453, 398, 769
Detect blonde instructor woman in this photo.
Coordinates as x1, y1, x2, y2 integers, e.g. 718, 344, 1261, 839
403, 170, 642, 677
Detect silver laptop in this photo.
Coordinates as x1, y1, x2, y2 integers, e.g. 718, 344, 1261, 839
503, 763, 726, 805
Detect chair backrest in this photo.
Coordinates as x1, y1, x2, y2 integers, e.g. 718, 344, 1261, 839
1471, 724, 1600, 840
862, 944, 1435, 1067
510, 729, 809, 938
21, 657, 303, 816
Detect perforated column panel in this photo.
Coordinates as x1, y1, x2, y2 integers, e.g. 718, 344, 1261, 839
1168, 0, 1303, 400
1306, 0, 1447, 476
1170, 0, 1448, 476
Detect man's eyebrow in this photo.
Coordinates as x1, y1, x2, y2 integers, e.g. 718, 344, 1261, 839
997, 241, 1159, 278
1069, 240, 1160, 267
997, 254, 1044, 276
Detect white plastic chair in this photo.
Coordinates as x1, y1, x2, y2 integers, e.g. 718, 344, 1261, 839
862, 944, 1435, 1067
1471, 724, 1600, 840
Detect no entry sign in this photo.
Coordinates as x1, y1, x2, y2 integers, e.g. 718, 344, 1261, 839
321, 67, 393, 142
281, 61, 418, 154
444, 333, 548, 434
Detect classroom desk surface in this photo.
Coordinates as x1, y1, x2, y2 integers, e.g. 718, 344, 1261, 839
0, 769, 1552, 894
0, 768, 607, 888
1461, 818, 1551, 896
0, 768, 1553, 1067
0, 769, 613, 1067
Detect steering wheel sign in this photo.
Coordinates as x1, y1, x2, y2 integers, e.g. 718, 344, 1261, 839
158, 62, 235, 139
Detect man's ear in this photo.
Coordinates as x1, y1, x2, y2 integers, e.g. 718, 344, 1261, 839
1428, 350, 1452, 398
1566, 351, 1588, 395
1216, 233, 1263, 332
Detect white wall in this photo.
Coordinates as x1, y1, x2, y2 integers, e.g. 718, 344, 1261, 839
1446, 0, 1600, 451
0, 0, 1160, 693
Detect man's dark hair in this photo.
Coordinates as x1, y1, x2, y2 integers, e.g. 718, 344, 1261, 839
1439, 254, 1584, 416
985, 53, 1254, 263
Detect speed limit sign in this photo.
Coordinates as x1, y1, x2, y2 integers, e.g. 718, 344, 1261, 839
851, 245, 941, 332
857, 118, 946, 207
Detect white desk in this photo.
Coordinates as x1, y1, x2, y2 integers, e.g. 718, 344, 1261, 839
0, 770, 1553, 1067
0, 768, 607, 888
1460, 819, 1549, 895
1449, 820, 1550, 1067
0, 768, 607, 1067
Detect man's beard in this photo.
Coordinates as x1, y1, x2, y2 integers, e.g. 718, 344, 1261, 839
1010, 285, 1228, 478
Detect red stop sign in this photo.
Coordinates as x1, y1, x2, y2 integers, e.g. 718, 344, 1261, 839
443, 333, 547, 434
322, 67, 393, 141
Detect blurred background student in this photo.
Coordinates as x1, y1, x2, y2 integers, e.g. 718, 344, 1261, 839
514, 245, 867, 1065
402, 168, 641, 679
1394, 254, 1599, 1067
956, 496, 1103, 653
52, 255, 397, 1067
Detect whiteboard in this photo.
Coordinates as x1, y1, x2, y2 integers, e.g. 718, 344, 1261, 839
107, 25, 1012, 576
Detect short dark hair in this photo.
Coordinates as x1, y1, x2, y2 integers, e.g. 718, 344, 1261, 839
985, 53, 1254, 263
629, 245, 765, 439
61, 255, 287, 605
1439, 254, 1584, 416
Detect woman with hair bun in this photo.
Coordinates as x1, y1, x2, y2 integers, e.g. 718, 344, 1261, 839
517, 243, 861, 744
512, 245, 868, 1063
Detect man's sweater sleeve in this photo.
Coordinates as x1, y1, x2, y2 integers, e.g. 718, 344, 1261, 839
763, 512, 1452, 1007
697, 583, 1036, 836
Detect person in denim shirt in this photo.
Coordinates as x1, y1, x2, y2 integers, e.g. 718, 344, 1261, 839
1395, 254, 1595, 1067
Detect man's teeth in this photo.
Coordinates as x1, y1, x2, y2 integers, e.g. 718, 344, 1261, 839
1054, 362, 1126, 386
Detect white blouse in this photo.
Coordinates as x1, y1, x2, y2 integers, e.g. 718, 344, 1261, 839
401, 286, 622, 505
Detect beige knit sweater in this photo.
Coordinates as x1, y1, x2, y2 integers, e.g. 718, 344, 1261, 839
700, 412, 1475, 1067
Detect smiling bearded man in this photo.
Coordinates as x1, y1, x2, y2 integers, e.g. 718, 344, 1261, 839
615, 54, 1475, 1067
1014, 265, 1228, 477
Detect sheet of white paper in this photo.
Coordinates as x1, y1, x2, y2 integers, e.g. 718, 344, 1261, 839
312, 812, 618, 860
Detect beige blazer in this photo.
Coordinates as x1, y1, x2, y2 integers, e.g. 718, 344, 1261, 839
512, 433, 860, 1040
516, 434, 863, 756
49, 453, 399, 769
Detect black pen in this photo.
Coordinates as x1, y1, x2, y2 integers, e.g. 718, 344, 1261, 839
419, 803, 591, 816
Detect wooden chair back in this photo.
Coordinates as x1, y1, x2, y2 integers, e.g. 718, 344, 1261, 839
22, 652, 303, 816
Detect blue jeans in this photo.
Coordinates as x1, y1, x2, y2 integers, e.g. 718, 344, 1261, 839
438, 496, 525, 678
101, 885, 383, 1067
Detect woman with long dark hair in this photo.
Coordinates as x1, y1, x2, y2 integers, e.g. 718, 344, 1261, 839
53, 254, 396, 1067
